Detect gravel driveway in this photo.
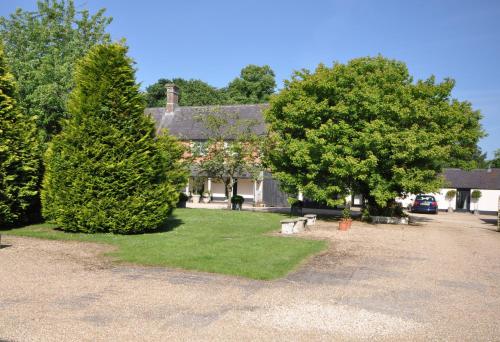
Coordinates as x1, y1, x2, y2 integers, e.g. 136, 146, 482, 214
1, 212, 499, 341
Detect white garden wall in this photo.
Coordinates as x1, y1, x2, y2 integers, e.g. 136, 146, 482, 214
474, 189, 500, 212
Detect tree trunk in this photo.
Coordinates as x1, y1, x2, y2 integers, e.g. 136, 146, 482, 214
225, 177, 233, 209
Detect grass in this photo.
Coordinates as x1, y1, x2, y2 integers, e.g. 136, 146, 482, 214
2, 208, 327, 280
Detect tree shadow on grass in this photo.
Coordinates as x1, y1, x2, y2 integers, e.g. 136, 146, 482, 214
142, 216, 184, 234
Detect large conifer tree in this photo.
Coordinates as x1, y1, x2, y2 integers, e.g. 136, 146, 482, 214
0, 41, 40, 227
42, 43, 186, 234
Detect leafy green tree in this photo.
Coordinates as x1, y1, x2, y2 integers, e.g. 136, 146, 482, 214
193, 108, 262, 209
145, 78, 227, 107
265, 56, 484, 215
0, 0, 112, 143
226, 64, 276, 104
42, 43, 187, 234
489, 149, 500, 168
0, 41, 40, 227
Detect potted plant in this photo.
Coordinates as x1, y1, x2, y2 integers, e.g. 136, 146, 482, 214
471, 190, 482, 215
190, 176, 206, 203
177, 192, 189, 208
339, 207, 352, 231
202, 191, 211, 203
231, 195, 245, 210
445, 190, 456, 213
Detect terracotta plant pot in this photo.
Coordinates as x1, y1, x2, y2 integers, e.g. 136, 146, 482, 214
339, 219, 352, 231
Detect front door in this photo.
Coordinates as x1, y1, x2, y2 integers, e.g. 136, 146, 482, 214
456, 189, 470, 211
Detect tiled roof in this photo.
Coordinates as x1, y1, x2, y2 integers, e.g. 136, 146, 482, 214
145, 104, 268, 140
443, 168, 500, 190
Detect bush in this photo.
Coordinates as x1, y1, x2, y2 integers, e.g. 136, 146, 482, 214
0, 41, 40, 227
445, 190, 457, 200
231, 195, 245, 205
471, 190, 482, 201
342, 207, 351, 220
42, 43, 186, 234
178, 192, 189, 202
288, 197, 303, 208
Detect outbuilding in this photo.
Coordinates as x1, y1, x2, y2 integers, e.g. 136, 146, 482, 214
434, 168, 500, 214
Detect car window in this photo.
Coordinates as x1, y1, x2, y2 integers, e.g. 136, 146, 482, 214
416, 195, 435, 201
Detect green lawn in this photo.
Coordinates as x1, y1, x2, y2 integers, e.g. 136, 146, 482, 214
2, 209, 327, 280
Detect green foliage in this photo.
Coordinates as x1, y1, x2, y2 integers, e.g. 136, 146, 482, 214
0, 41, 40, 227
230, 195, 244, 204
191, 176, 207, 195
489, 149, 500, 168
445, 190, 457, 200
144, 64, 276, 107
287, 197, 303, 207
342, 207, 351, 219
471, 190, 482, 200
145, 78, 228, 107
265, 56, 485, 214
226, 64, 276, 104
193, 108, 263, 208
42, 43, 187, 234
0, 0, 112, 143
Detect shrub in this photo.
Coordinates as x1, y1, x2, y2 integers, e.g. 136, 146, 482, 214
42, 43, 186, 234
445, 190, 457, 200
342, 207, 351, 220
471, 190, 482, 201
288, 197, 303, 208
231, 195, 245, 205
0, 41, 40, 227
178, 192, 189, 202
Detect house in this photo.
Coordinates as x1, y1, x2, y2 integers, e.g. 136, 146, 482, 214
146, 84, 499, 214
396, 168, 500, 214
145, 84, 289, 207
435, 168, 500, 214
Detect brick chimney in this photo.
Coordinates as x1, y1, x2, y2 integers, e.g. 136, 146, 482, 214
165, 83, 179, 113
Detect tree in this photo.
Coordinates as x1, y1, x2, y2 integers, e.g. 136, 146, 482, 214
0, 41, 40, 227
489, 149, 500, 168
193, 108, 262, 209
42, 43, 187, 234
265, 56, 485, 216
145, 78, 227, 107
226, 64, 276, 104
0, 0, 112, 143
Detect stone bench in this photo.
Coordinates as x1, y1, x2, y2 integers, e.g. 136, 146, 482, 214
280, 217, 308, 234
304, 214, 317, 226
371, 216, 409, 225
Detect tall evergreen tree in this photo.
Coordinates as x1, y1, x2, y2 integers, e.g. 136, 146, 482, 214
42, 43, 187, 234
0, 41, 40, 227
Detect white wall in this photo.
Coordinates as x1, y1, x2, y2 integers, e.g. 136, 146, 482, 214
237, 179, 254, 199
210, 180, 226, 198
474, 190, 500, 212
401, 188, 500, 212
435, 188, 456, 210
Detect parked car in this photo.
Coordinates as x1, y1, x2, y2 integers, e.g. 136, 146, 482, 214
410, 194, 438, 214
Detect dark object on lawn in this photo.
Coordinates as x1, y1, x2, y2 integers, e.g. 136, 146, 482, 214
411, 194, 438, 214
177, 192, 189, 208
231, 195, 245, 210
289, 198, 303, 217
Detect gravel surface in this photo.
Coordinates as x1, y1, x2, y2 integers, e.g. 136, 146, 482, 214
1, 212, 499, 341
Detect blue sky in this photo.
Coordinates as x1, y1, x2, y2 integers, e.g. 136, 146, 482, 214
1, 0, 499, 158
